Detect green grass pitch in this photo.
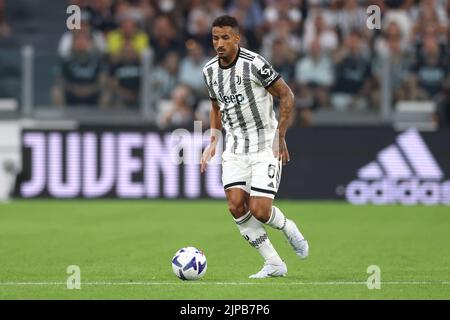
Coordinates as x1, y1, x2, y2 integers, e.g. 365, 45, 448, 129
0, 200, 449, 299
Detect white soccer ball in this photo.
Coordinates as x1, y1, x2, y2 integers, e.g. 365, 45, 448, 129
171, 247, 207, 280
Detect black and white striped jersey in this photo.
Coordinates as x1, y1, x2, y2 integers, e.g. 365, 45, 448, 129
202, 47, 281, 154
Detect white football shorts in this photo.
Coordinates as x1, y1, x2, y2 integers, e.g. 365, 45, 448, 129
222, 148, 282, 199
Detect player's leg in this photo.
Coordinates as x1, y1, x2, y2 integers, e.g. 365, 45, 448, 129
227, 188, 282, 266
223, 152, 285, 278
225, 187, 249, 219
222, 150, 251, 219
234, 194, 282, 278
249, 196, 309, 259
250, 150, 309, 259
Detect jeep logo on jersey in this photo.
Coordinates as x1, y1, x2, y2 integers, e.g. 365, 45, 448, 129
218, 93, 244, 105
345, 128, 450, 205
258, 64, 273, 79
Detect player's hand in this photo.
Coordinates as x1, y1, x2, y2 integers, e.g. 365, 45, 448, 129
273, 137, 290, 165
200, 144, 216, 173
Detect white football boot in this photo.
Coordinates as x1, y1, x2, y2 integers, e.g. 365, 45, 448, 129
283, 219, 309, 259
249, 261, 287, 279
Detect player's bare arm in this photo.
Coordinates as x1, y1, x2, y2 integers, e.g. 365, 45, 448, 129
201, 100, 222, 173
266, 77, 294, 165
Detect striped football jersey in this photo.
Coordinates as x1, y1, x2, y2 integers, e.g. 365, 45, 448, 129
202, 47, 281, 154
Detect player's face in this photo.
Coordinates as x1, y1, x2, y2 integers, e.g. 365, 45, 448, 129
212, 26, 240, 60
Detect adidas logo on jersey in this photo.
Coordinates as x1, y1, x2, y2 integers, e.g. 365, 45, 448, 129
345, 128, 450, 205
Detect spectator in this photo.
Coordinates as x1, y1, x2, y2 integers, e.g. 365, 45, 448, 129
58, 14, 106, 58
302, 13, 339, 54
179, 39, 209, 99
412, 12, 448, 47
106, 10, 148, 61
304, 0, 341, 30
186, 0, 226, 55
382, 0, 413, 46
228, 0, 265, 50
114, 0, 156, 32
158, 85, 194, 128
373, 21, 415, 106
0, 0, 11, 39
375, 21, 409, 56
295, 38, 334, 110
261, 18, 301, 64
336, 0, 369, 40
394, 73, 429, 102
187, 1, 216, 36
320, 0, 342, 29
186, 7, 216, 55
410, 35, 448, 101
331, 31, 372, 111
114, 0, 131, 13
263, 0, 302, 31
205, 0, 227, 19
153, 0, 176, 14
195, 99, 213, 129
85, 0, 118, 33
271, 38, 297, 83
108, 41, 142, 108
411, 0, 448, 41
228, 0, 264, 31
150, 15, 184, 64
151, 51, 180, 101
52, 31, 107, 107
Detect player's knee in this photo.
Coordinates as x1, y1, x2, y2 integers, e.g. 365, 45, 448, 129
249, 203, 271, 223
228, 202, 247, 218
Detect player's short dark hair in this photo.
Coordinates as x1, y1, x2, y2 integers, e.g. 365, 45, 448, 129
212, 15, 239, 31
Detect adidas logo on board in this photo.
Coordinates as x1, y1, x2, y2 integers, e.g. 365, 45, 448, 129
346, 128, 450, 205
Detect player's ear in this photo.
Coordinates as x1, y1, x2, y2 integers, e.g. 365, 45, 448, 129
231, 26, 240, 42
234, 32, 240, 44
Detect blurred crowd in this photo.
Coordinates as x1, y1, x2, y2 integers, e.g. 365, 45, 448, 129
2, 0, 449, 127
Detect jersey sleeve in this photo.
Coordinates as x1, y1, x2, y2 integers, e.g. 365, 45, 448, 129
251, 55, 281, 88
202, 69, 217, 101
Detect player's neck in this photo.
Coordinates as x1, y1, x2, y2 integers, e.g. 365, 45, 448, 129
219, 47, 240, 69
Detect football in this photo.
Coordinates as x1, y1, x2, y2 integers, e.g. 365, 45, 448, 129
171, 247, 207, 280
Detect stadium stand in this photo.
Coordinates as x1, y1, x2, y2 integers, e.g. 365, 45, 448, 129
0, 0, 449, 127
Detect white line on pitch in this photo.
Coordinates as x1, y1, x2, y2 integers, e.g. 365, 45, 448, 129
0, 281, 449, 286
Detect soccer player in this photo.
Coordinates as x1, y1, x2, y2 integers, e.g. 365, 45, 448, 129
200, 15, 309, 278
